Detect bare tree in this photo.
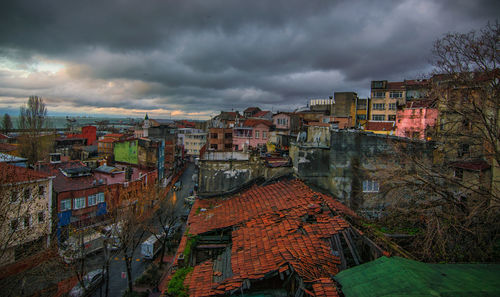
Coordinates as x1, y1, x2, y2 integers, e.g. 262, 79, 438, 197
111, 180, 160, 293
377, 22, 500, 262
2, 114, 13, 134
18, 96, 54, 165
147, 192, 179, 269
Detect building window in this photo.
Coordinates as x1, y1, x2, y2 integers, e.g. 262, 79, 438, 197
454, 168, 463, 180
210, 144, 218, 150
373, 103, 385, 110
372, 115, 385, 121
372, 92, 385, 98
24, 215, 31, 228
24, 188, 31, 201
356, 114, 366, 120
224, 143, 232, 149
73, 197, 86, 210
388, 115, 396, 121
38, 211, 45, 223
38, 185, 45, 196
388, 103, 397, 110
61, 199, 71, 211
390, 91, 403, 98
88, 194, 97, 206
10, 190, 19, 203
224, 133, 232, 139
211, 133, 218, 139
255, 131, 259, 139
262, 131, 267, 139
458, 144, 470, 157
10, 219, 19, 232
97, 192, 105, 204
362, 180, 379, 192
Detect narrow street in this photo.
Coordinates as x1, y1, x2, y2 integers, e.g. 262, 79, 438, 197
92, 162, 196, 297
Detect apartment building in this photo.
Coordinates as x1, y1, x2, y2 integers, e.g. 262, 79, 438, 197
185, 132, 207, 158
369, 80, 405, 122
0, 164, 53, 266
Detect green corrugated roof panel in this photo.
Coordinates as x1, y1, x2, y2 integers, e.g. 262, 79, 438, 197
334, 256, 500, 297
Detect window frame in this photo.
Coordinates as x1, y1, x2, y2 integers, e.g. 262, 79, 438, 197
389, 91, 403, 98
372, 103, 385, 110
61, 199, 71, 211
97, 192, 105, 204
372, 115, 385, 121
73, 197, 86, 210
362, 180, 380, 193
88, 194, 97, 206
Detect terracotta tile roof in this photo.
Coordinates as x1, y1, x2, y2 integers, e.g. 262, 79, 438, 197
365, 121, 395, 131
244, 107, 261, 113
98, 138, 117, 143
312, 278, 339, 297
104, 133, 124, 138
0, 163, 51, 184
252, 110, 271, 118
387, 81, 405, 90
242, 119, 273, 127
404, 79, 429, 86
175, 179, 358, 296
450, 160, 490, 171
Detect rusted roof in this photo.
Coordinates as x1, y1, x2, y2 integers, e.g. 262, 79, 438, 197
365, 121, 395, 131
178, 179, 355, 296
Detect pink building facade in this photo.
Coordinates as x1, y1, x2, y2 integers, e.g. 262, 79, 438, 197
233, 119, 272, 151
396, 101, 438, 140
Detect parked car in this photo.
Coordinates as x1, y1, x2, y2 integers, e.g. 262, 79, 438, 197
173, 180, 182, 191
69, 269, 105, 297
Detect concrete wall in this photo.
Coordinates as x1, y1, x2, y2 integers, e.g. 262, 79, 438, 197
114, 140, 138, 165
292, 131, 433, 216
198, 154, 293, 196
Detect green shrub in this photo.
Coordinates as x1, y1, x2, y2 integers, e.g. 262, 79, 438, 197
167, 267, 193, 297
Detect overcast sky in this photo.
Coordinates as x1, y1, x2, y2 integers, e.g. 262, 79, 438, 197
0, 0, 497, 119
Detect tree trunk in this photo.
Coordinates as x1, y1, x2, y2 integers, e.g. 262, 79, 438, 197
125, 254, 134, 293
159, 239, 167, 268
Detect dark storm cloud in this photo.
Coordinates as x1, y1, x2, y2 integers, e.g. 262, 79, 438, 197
0, 0, 498, 117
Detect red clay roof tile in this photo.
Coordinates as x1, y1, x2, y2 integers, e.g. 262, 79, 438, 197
173, 179, 357, 296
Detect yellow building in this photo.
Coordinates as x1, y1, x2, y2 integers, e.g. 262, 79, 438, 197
369, 80, 405, 122
185, 132, 207, 158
